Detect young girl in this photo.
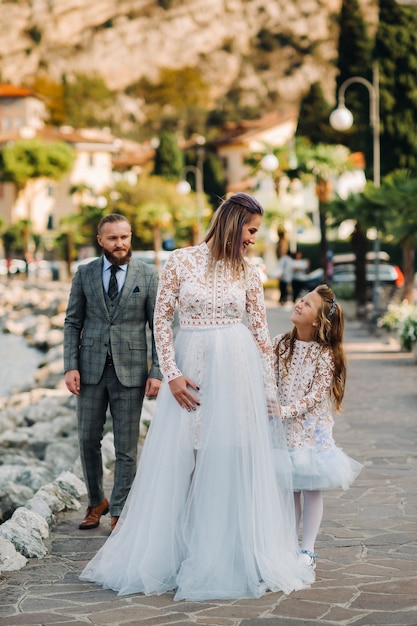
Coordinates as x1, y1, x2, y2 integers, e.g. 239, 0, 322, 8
273, 284, 362, 570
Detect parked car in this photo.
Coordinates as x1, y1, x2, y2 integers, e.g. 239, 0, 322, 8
70, 256, 99, 274
332, 261, 402, 288
27, 260, 62, 281
294, 267, 326, 298
293, 251, 403, 303
132, 250, 171, 272
0, 258, 27, 275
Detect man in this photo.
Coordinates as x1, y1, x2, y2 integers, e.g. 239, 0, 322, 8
278, 251, 294, 305
291, 251, 310, 302
64, 214, 162, 532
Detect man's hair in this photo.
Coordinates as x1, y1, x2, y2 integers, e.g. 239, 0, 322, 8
97, 213, 130, 234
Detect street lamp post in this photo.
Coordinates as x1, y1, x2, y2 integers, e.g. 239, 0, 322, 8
329, 62, 381, 311
177, 164, 204, 243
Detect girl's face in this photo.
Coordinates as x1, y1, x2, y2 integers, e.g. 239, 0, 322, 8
240, 214, 262, 256
290, 290, 321, 334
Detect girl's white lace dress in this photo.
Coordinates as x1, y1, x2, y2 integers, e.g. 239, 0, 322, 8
273, 335, 362, 492
80, 243, 314, 600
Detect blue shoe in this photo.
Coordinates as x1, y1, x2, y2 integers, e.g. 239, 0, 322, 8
301, 549, 318, 570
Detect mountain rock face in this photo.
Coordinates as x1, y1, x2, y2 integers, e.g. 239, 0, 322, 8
1, 0, 377, 117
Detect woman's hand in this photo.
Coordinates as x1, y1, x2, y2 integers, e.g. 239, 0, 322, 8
169, 376, 200, 411
267, 398, 281, 419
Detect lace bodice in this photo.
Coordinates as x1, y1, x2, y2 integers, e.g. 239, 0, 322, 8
273, 334, 336, 449
154, 243, 275, 394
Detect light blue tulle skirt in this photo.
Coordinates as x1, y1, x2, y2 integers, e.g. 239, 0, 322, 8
80, 323, 314, 600
288, 446, 363, 492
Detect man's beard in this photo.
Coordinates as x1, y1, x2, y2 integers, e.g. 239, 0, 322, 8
104, 247, 132, 266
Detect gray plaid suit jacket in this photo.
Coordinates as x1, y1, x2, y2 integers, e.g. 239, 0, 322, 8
64, 256, 162, 387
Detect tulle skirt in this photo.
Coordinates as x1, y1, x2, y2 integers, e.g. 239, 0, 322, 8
287, 447, 363, 492
80, 322, 314, 600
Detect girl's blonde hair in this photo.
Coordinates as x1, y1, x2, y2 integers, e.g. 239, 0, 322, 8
276, 284, 346, 411
204, 193, 264, 275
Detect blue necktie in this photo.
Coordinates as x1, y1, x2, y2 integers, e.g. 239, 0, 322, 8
108, 265, 119, 300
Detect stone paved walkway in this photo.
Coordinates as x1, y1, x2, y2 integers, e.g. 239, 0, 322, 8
1, 304, 416, 626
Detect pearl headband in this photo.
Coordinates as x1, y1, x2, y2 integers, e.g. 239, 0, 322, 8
328, 297, 337, 319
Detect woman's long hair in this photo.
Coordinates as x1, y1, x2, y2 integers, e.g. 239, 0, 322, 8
276, 284, 346, 412
204, 193, 264, 275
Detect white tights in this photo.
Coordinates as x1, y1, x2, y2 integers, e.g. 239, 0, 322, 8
294, 490, 323, 553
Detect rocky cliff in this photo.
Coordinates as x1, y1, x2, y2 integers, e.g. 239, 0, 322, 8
0, 0, 378, 122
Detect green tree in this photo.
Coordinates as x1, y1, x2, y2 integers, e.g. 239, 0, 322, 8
0, 138, 75, 254
334, 0, 374, 178
374, 0, 417, 174
297, 142, 354, 272
127, 66, 209, 137
153, 131, 184, 181
201, 152, 227, 210
63, 72, 113, 128
58, 204, 106, 269
108, 176, 206, 253
30, 76, 66, 126
2, 220, 29, 258
0, 139, 75, 186
366, 169, 417, 302
296, 82, 335, 145
326, 191, 378, 312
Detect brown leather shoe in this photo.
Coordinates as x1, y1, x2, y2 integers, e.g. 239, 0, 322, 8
111, 516, 119, 532
79, 498, 109, 530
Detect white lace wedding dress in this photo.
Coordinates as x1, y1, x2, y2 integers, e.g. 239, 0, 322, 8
80, 243, 314, 600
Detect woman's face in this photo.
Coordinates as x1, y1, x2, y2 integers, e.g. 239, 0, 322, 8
240, 214, 262, 256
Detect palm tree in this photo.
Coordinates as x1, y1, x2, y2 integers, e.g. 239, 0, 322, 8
297, 142, 354, 273
326, 191, 379, 314
367, 170, 417, 303
110, 176, 207, 257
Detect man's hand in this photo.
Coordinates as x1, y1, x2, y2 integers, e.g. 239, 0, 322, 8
168, 376, 200, 411
65, 369, 81, 396
145, 377, 161, 398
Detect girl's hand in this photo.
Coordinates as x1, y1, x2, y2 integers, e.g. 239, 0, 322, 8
169, 376, 200, 411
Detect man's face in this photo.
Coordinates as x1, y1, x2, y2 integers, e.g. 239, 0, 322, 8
97, 220, 132, 265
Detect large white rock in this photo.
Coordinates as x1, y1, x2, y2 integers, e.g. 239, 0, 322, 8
0, 507, 49, 558
0, 537, 27, 573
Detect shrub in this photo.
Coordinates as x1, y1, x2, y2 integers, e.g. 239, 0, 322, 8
378, 302, 417, 351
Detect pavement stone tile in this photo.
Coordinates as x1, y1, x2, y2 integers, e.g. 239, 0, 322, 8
195, 619, 236, 625
128, 594, 182, 609
194, 603, 276, 620
83, 604, 172, 624
0, 612, 78, 625
351, 591, 417, 612
271, 597, 328, 620
322, 606, 370, 623
239, 617, 316, 626
19, 596, 84, 613
360, 579, 417, 595
353, 611, 417, 626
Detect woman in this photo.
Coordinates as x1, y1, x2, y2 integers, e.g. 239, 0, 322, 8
80, 193, 313, 600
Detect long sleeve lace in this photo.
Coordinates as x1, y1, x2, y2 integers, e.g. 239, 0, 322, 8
154, 252, 182, 381
245, 267, 276, 399
273, 336, 334, 419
